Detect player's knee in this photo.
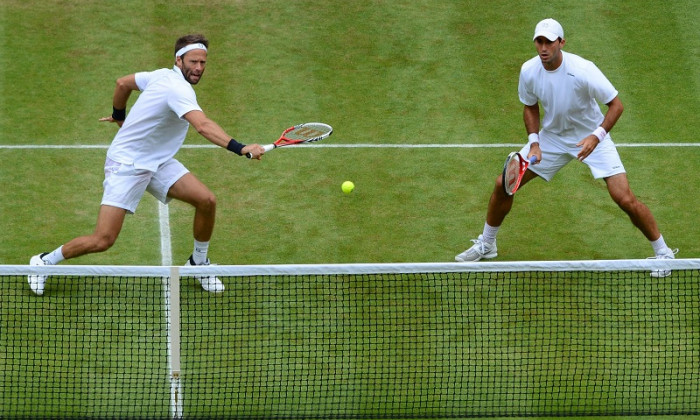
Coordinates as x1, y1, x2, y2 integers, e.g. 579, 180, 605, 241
613, 193, 638, 212
198, 192, 217, 213
494, 174, 510, 197
93, 233, 118, 253
495, 174, 505, 190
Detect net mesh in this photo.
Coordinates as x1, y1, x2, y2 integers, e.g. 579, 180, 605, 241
1, 261, 699, 418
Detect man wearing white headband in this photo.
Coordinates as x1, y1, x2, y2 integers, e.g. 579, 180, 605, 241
456, 19, 677, 276
28, 34, 266, 295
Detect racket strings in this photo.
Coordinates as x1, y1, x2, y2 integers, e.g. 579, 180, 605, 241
504, 159, 521, 192
286, 124, 332, 141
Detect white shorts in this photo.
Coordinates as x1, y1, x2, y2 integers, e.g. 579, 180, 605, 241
519, 136, 626, 182
101, 158, 189, 214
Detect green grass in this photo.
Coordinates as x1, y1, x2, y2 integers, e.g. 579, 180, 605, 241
0, 0, 698, 418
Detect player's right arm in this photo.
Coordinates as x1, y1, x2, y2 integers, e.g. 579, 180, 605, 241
99, 74, 138, 127
183, 110, 265, 159
523, 103, 541, 161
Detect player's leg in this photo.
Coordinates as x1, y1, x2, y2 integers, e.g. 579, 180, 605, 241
61, 205, 128, 258
592, 142, 677, 276
147, 159, 217, 253
166, 172, 217, 244
28, 205, 127, 295
588, 141, 674, 254
29, 158, 146, 295
456, 144, 564, 263
62, 158, 150, 257
604, 173, 661, 241
158, 166, 223, 293
487, 169, 539, 227
455, 169, 539, 262
604, 173, 676, 254
455, 140, 569, 262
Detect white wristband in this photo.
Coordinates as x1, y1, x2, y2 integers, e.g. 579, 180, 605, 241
592, 126, 607, 142
527, 133, 539, 145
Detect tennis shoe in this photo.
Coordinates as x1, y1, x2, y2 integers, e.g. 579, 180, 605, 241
455, 235, 497, 262
185, 256, 225, 293
648, 248, 678, 278
28, 253, 49, 296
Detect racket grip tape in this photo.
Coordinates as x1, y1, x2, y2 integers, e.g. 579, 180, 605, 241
246, 144, 276, 159
529, 155, 537, 164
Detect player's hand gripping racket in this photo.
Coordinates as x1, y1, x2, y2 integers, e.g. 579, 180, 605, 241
502, 152, 537, 195
247, 122, 333, 158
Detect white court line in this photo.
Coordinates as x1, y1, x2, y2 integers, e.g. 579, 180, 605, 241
1, 142, 699, 150
158, 202, 182, 418
159, 202, 173, 266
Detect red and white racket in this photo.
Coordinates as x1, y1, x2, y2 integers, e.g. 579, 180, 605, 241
247, 122, 333, 158
502, 152, 537, 195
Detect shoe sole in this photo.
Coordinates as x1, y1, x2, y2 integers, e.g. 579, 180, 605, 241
455, 251, 498, 262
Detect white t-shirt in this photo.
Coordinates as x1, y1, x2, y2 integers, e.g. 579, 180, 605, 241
107, 66, 202, 172
518, 51, 618, 147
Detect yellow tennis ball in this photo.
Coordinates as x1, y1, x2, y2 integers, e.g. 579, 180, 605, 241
341, 181, 355, 194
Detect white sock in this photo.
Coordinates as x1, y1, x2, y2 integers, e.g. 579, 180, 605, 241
650, 235, 669, 256
43, 246, 65, 265
192, 240, 210, 265
482, 222, 499, 245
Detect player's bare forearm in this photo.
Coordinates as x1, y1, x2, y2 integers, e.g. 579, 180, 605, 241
183, 110, 265, 159
576, 96, 624, 161
523, 104, 540, 137
601, 96, 624, 133
185, 111, 232, 148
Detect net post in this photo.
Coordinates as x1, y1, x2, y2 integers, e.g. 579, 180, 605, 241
168, 266, 183, 419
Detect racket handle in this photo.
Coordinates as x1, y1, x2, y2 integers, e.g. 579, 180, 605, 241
529, 155, 537, 164
246, 144, 276, 159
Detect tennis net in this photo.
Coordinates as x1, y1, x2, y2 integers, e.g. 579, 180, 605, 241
1, 259, 699, 418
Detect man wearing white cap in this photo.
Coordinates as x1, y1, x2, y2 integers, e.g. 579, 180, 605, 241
28, 34, 266, 295
456, 19, 677, 274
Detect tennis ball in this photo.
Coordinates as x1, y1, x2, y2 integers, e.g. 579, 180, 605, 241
341, 181, 355, 194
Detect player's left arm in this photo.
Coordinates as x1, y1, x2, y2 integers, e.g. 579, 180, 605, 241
576, 96, 624, 161
183, 110, 265, 159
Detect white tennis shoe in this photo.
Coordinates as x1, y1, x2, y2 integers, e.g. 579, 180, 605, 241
648, 248, 679, 278
28, 253, 49, 296
455, 235, 498, 262
185, 256, 225, 293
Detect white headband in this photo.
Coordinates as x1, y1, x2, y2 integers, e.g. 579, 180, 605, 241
175, 43, 207, 58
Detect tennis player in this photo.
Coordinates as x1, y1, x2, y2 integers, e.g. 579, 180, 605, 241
455, 19, 677, 275
28, 34, 266, 295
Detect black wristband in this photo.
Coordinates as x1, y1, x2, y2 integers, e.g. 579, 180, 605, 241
112, 107, 126, 121
226, 138, 246, 156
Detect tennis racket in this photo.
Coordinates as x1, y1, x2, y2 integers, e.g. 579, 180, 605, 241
502, 152, 537, 195
246, 122, 333, 158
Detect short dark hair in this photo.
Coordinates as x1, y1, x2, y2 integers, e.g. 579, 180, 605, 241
174, 34, 209, 56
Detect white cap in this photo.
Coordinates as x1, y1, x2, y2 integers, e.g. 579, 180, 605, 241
533, 18, 564, 41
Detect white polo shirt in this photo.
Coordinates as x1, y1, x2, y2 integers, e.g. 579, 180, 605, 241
518, 51, 618, 147
106, 66, 202, 172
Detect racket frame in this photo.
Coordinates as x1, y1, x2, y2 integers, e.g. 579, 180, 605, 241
502, 152, 536, 196
246, 122, 333, 158
275, 122, 333, 147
